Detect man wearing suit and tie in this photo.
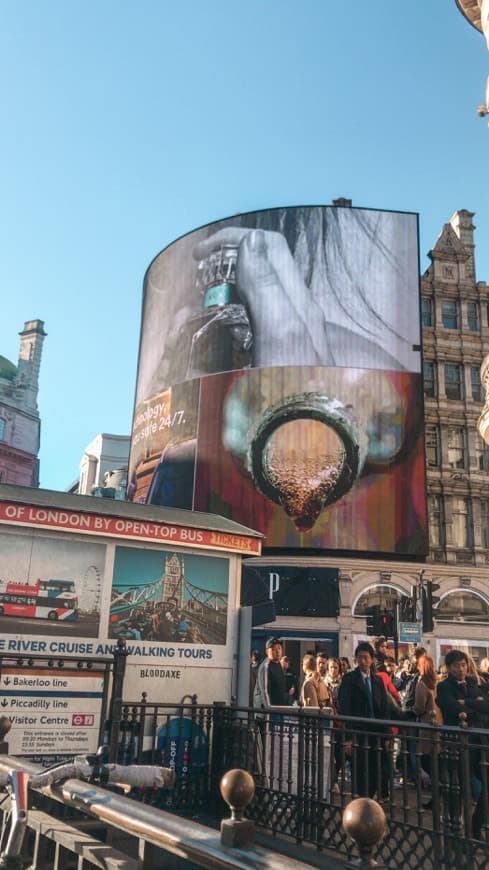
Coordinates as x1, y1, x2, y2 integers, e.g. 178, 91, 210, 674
338, 641, 389, 798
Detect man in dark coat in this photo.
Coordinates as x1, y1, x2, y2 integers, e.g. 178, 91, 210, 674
436, 649, 489, 838
436, 649, 489, 727
338, 641, 389, 798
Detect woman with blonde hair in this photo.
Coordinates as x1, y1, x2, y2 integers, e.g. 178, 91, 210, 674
301, 654, 332, 708
467, 654, 484, 685
479, 657, 489, 684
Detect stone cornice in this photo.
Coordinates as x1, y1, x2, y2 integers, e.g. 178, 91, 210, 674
455, 0, 483, 33
0, 444, 37, 465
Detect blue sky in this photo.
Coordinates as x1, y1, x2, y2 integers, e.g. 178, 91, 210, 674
1, 1, 488, 491
112, 547, 229, 595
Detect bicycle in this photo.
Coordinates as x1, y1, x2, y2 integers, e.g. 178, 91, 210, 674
0, 746, 175, 869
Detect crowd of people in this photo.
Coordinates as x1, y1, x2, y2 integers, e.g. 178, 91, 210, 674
250, 637, 489, 837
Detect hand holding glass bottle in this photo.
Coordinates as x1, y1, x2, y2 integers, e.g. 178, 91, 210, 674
194, 227, 403, 372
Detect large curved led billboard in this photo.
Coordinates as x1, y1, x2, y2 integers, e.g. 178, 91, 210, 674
129, 205, 427, 555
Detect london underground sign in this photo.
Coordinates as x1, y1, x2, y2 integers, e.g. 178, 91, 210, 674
0, 667, 104, 756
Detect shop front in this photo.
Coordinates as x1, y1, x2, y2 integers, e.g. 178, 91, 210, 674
242, 562, 340, 678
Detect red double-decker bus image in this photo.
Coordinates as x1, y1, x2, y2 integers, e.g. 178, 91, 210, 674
0, 579, 78, 621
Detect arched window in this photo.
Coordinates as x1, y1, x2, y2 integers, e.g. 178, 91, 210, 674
353, 585, 403, 617
436, 590, 489, 624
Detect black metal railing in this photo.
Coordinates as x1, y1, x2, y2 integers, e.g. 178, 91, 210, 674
110, 697, 489, 869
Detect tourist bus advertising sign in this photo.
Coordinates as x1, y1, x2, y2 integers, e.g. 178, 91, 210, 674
399, 622, 422, 644
0, 666, 105, 756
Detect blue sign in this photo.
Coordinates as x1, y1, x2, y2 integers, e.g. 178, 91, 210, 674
399, 622, 422, 643
156, 716, 209, 806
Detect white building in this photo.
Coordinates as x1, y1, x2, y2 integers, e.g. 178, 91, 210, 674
68, 433, 130, 499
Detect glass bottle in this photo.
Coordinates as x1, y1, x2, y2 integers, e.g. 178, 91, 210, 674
247, 392, 366, 533
183, 244, 253, 380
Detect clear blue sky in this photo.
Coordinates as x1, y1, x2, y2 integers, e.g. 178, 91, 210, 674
113, 548, 229, 595
1, 1, 487, 491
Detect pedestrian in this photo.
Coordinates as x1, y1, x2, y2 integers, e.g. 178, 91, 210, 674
281, 655, 299, 706
479, 658, 489, 683
386, 658, 403, 691
249, 650, 263, 705
325, 657, 344, 790
338, 642, 389, 798
374, 637, 389, 659
253, 638, 287, 709
402, 646, 427, 716
340, 657, 351, 676
374, 652, 401, 709
436, 649, 489, 838
324, 658, 342, 711
402, 646, 428, 783
316, 652, 329, 684
412, 654, 440, 805
435, 649, 487, 727
396, 658, 412, 693
301, 655, 333, 708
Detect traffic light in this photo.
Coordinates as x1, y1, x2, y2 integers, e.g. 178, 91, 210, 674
365, 605, 381, 636
379, 610, 396, 639
400, 594, 415, 622
422, 580, 441, 633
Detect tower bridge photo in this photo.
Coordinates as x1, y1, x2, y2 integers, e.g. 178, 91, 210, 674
109, 550, 228, 645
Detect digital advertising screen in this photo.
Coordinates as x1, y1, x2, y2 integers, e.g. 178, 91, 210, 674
129, 205, 427, 556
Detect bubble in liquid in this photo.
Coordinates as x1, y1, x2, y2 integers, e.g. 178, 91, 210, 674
263, 418, 346, 532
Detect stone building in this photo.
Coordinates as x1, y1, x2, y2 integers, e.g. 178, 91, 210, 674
67, 433, 130, 499
0, 320, 46, 487
246, 211, 489, 667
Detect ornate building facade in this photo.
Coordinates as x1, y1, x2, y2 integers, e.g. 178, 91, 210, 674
0, 320, 46, 487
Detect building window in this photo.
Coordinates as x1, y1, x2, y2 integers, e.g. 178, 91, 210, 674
425, 426, 439, 467
353, 585, 402, 617
451, 497, 473, 549
476, 437, 489, 472
471, 366, 482, 403
421, 298, 433, 328
424, 361, 436, 398
467, 302, 480, 332
428, 495, 443, 549
0, 419, 5, 441
481, 501, 489, 548
443, 265, 455, 279
447, 428, 466, 469
442, 301, 459, 329
445, 364, 463, 400
437, 591, 489, 623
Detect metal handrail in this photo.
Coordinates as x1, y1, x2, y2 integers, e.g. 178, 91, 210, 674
0, 757, 322, 870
